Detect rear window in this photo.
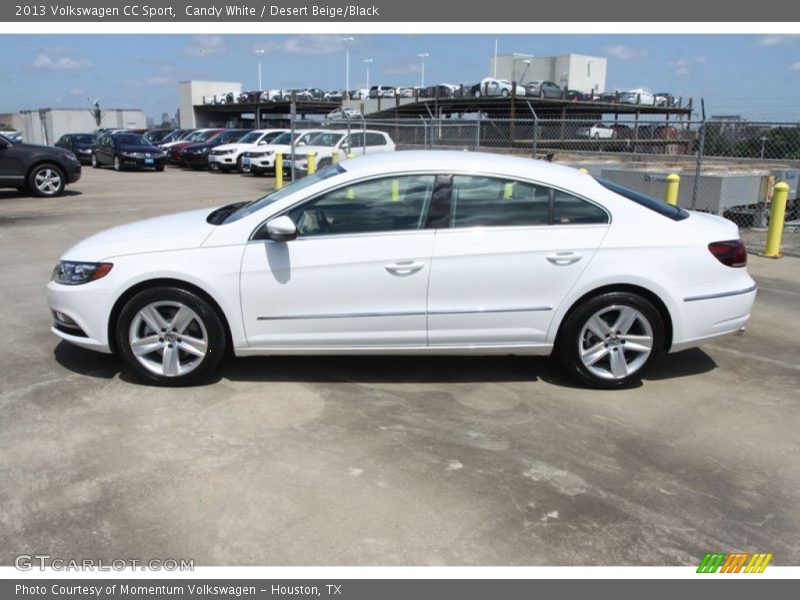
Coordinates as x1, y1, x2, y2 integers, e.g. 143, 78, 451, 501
595, 177, 690, 221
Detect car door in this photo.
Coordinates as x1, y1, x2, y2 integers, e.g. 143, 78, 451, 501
239, 174, 443, 349
0, 136, 26, 184
427, 175, 610, 347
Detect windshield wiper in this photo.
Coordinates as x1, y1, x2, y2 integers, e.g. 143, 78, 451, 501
206, 201, 249, 225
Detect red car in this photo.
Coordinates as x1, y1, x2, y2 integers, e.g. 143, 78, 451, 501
166, 129, 223, 165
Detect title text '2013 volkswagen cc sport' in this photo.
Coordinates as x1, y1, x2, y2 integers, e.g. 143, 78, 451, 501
47, 151, 756, 388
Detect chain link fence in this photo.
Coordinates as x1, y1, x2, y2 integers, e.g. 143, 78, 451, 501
284, 115, 800, 253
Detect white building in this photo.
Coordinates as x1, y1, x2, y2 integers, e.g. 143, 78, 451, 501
492, 53, 607, 94
0, 108, 145, 145
178, 81, 243, 128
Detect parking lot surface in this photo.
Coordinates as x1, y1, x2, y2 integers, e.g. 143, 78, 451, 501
1, 167, 799, 566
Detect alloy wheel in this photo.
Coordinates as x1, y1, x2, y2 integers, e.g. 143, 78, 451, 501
33, 168, 62, 195
128, 301, 209, 377
578, 305, 654, 380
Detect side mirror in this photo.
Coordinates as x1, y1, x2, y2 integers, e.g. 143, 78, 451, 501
263, 215, 297, 242
258, 140, 267, 145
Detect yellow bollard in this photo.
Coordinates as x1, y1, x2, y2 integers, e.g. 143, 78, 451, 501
763, 182, 789, 258
346, 186, 355, 200
347, 152, 355, 159
503, 182, 513, 199
579, 168, 588, 173
275, 153, 283, 189
665, 173, 680, 206
332, 150, 339, 164
391, 179, 400, 202
307, 151, 316, 175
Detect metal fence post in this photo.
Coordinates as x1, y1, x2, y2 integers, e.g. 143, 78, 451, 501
289, 100, 296, 182
475, 112, 481, 150
691, 99, 706, 210
526, 102, 538, 159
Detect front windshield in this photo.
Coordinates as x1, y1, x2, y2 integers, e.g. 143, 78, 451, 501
114, 134, 147, 145
224, 164, 346, 224
238, 131, 263, 144
72, 134, 94, 143
307, 132, 344, 147
270, 132, 292, 145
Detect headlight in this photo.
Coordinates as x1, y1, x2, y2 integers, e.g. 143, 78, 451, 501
51, 261, 113, 285
264, 150, 275, 156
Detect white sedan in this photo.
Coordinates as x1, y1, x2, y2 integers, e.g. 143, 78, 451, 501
47, 151, 756, 388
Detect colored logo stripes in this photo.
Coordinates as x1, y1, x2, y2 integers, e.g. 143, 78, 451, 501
697, 552, 773, 573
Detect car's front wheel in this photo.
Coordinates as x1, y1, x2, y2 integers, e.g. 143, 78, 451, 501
113, 155, 122, 171
91, 153, 101, 168
556, 292, 664, 389
28, 164, 65, 197
116, 286, 227, 386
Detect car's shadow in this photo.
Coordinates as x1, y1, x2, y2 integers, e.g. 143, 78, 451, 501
53, 342, 717, 389
0, 189, 82, 200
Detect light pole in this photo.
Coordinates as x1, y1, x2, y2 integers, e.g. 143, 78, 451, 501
342, 37, 354, 94
417, 53, 429, 88
363, 58, 373, 91
253, 49, 265, 90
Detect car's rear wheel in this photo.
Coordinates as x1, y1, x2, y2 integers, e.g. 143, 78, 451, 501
501, 89, 509, 97
474, 90, 481, 98
91, 153, 101, 168
28, 164, 65, 197
557, 291, 664, 389
116, 286, 227, 386
113, 155, 122, 171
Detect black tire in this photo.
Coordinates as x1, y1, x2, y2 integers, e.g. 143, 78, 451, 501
91, 152, 101, 168
27, 163, 66, 197
501, 89, 509, 97
113, 155, 122, 172
115, 286, 227, 387
474, 90, 482, 98
236, 156, 244, 171
556, 291, 664, 389
317, 158, 332, 169
155, 165, 165, 172
251, 169, 265, 177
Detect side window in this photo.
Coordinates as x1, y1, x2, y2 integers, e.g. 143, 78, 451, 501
348, 132, 364, 148
366, 133, 386, 146
451, 176, 550, 228
287, 175, 436, 237
552, 190, 609, 224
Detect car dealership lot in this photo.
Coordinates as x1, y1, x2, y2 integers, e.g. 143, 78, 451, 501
1, 167, 799, 565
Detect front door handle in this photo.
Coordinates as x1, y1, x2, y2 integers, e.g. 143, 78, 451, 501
546, 252, 583, 266
385, 260, 424, 276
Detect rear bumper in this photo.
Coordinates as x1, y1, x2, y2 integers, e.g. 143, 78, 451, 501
670, 284, 757, 352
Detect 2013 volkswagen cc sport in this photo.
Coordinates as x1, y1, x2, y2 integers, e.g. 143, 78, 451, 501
47, 151, 756, 388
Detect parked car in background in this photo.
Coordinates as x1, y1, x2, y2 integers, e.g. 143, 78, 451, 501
619, 89, 656, 105
654, 93, 676, 107
46, 151, 757, 388
653, 125, 680, 140
166, 129, 223, 165
0, 134, 81, 196
596, 92, 619, 103
209, 129, 288, 172
577, 123, 615, 139
143, 129, 175, 145
288, 129, 396, 175
91, 133, 166, 172
1, 130, 23, 143
324, 108, 363, 122
181, 129, 252, 170
324, 90, 344, 102
396, 87, 415, 98
565, 90, 588, 101
369, 85, 396, 99
54, 133, 96, 164
420, 85, 456, 99
525, 80, 563, 99
241, 129, 325, 176
610, 124, 634, 139
473, 78, 525, 98
157, 129, 195, 149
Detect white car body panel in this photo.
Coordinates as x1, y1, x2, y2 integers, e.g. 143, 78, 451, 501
47, 151, 756, 364
208, 129, 288, 168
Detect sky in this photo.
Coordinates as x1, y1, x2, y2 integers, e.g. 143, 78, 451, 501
1, 34, 799, 121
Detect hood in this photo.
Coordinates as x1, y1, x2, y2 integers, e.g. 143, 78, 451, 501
183, 142, 215, 152
116, 144, 160, 153
61, 208, 219, 262
214, 142, 255, 152
18, 142, 65, 154
292, 144, 336, 157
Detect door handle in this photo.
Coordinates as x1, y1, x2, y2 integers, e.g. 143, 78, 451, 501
385, 260, 424, 275
546, 252, 583, 266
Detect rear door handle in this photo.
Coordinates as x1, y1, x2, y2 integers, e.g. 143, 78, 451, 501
546, 252, 583, 266
385, 260, 424, 276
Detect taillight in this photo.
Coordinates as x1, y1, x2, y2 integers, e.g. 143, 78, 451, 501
708, 240, 747, 267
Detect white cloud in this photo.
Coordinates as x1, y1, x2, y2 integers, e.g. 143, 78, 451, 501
32, 47, 92, 71
669, 56, 707, 77
383, 62, 421, 75
605, 45, 648, 60
756, 35, 800, 47
184, 35, 225, 57
280, 35, 349, 56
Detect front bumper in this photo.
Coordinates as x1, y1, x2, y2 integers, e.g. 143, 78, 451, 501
67, 163, 82, 183
209, 153, 238, 168
184, 153, 211, 168
46, 280, 114, 354
242, 155, 276, 172
119, 156, 167, 170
